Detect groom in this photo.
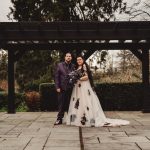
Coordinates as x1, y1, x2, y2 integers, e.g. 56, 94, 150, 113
54, 52, 75, 125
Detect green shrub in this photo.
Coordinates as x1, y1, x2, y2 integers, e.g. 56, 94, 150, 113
24, 81, 40, 92
0, 92, 28, 111
16, 101, 28, 112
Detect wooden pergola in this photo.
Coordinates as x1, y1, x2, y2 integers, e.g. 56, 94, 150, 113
0, 21, 150, 113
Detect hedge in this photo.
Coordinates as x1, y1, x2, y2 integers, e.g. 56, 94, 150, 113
39, 83, 58, 111
0, 82, 146, 111
94, 83, 143, 111
39, 82, 145, 111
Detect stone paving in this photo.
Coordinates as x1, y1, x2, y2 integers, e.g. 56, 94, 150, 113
0, 111, 150, 150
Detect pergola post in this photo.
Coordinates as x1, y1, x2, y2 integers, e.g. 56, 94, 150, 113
8, 49, 16, 114
142, 49, 150, 113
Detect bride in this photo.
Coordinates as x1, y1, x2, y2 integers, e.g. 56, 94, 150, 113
66, 55, 130, 127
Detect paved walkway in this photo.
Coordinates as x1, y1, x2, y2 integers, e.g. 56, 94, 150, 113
0, 111, 150, 150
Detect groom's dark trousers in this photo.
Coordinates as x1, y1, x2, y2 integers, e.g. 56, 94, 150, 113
57, 89, 72, 119
54, 62, 75, 120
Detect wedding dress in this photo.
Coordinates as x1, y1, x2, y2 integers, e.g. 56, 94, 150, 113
66, 67, 130, 127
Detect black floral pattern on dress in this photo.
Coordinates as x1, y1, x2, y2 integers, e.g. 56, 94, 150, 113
90, 118, 95, 124
87, 107, 89, 111
81, 113, 87, 125
70, 114, 76, 122
90, 118, 95, 127
73, 97, 75, 101
88, 89, 91, 95
78, 84, 81, 87
74, 98, 79, 109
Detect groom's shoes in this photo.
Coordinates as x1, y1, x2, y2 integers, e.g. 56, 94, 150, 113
54, 119, 62, 125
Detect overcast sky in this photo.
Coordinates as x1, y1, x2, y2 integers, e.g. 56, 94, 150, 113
0, 0, 12, 21
0, 0, 147, 22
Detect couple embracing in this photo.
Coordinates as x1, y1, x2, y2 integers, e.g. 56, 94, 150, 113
54, 52, 129, 127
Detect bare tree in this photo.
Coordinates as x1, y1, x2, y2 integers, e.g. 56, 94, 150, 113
117, 50, 141, 69
125, 0, 150, 21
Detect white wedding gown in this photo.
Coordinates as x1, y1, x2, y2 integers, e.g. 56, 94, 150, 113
66, 78, 130, 127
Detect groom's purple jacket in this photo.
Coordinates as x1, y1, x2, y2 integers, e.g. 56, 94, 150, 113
54, 62, 75, 91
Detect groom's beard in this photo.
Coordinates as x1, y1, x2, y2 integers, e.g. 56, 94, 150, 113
65, 60, 71, 64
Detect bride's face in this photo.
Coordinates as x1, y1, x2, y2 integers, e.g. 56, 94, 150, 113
77, 57, 84, 66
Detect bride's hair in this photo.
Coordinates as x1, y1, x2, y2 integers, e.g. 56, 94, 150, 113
76, 55, 95, 88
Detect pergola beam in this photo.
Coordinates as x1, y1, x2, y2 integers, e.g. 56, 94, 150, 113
0, 30, 150, 41
1, 21, 150, 41
130, 49, 142, 61
1, 42, 150, 50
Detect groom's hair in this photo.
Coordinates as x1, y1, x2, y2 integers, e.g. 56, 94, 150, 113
63, 52, 73, 58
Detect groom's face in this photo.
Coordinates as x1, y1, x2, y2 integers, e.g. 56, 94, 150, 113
65, 53, 72, 63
